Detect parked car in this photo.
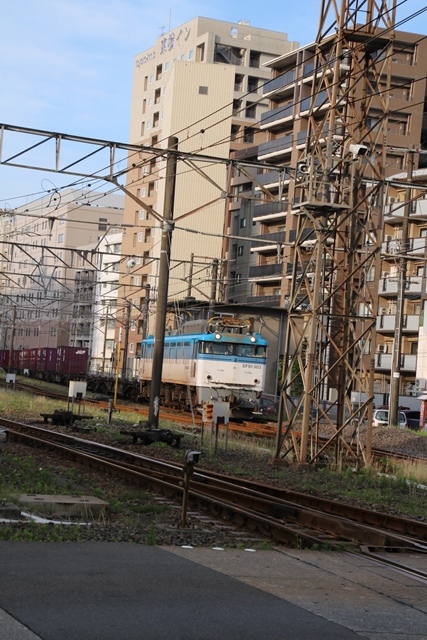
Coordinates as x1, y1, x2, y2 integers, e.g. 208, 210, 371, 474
372, 409, 407, 428
258, 395, 279, 416
401, 410, 421, 430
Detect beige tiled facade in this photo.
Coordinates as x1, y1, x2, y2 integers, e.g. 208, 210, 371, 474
119, 17, 298, 375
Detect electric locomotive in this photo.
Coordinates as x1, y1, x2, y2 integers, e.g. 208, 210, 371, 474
139, 316, 267, 420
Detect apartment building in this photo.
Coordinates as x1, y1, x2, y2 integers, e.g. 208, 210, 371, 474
119, 17, 298, 374
235, 28, 427, 403
71, 232, 123, 375
0, 189, 124, 352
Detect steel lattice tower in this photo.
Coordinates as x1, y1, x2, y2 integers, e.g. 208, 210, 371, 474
276, 0, 397, 465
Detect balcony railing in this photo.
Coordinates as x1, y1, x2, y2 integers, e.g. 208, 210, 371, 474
248, 263, 283, 279
376, 314, 420, 332
381, 237, 426, 257
263, 69, 296, 96
260, 103, 294, 128
375, 353, 417, 371
258, 131, 306, 159
253, 201, 287, 223
246, 294, 281, 307
256, 170, 290, 187
251, 231, 285, 252
385, 198, 427, 221
379, 276, 422, 295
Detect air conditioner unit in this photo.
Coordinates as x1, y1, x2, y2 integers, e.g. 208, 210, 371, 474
416, 378, 426, 390
378, 344, 387, 353
379, 307, 386, 314
389, 197, 396, 204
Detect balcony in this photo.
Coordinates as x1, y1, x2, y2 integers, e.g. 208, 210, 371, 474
247, 294, 281, 307
251, 231, 285, 253
263, 69, 296, 98
300, 91, 330, 115
248, 263, 283, 281
258, 131, 307, 161
378, 275, 422, 296
253, 201, 287, 224
376, 313, 420, 333
381, 237, 426, 258
384, 198, 427, 221
260, 103, 294, 130
255, 170, 290, 190
375, 352, 417, 371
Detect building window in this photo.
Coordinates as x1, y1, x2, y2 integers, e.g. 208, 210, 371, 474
249, 51, 261, 68
138, 232, 143, 242
156, 64, 162, 80
164, 61, 169, 71
98, 218, 108, 231
199, 86, 208, 95
58, 233, 64, 243
153, 112, 160, 127
240, 218, 246, 228
245, 102, 256, 118
129, 343, 135, 353
244, 127, 255, 143
188, 49, 194, 60
238, 246, 244, 256
236, 274, 241, 284
247, 76, 259, 93
144, 228, 151, 243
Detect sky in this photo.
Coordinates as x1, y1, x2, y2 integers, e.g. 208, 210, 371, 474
1, 0, 427, 210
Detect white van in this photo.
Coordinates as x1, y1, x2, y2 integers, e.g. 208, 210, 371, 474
372, 409, 407, 428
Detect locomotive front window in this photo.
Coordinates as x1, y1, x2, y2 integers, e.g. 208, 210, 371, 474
200, 341, 234, 355
236, 345, 266, 358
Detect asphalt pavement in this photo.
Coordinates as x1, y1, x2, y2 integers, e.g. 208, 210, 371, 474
0, 543, 426, 639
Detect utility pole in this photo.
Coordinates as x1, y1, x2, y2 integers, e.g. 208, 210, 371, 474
142, 284, 150, 339
209, 258, 218, 314
186, 253, 194, 298
8, 305, 16, 368
148, 136, 178, 428
101, 304, 109, 374
389, 150, 414, 426
121, 301, 131, 382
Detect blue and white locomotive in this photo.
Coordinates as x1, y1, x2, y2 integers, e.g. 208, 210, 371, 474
139, 317, 268, 420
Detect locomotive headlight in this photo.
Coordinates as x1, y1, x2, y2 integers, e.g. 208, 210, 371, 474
250, 336, 256, 343
214, 332, 221, 340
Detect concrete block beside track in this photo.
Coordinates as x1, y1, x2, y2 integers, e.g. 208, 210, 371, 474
18, 495, 108, 518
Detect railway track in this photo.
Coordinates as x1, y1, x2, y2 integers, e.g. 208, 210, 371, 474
2, 417, 427, 560
7, 381, 427, 465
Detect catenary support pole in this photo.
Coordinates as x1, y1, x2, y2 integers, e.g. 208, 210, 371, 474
148, 136, 178, 428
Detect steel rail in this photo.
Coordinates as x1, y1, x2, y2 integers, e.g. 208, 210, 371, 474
3, 418, 427, 552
